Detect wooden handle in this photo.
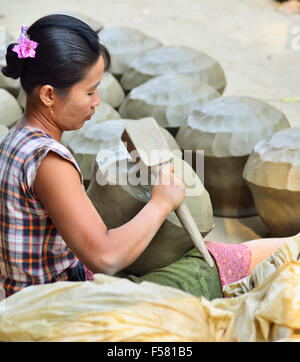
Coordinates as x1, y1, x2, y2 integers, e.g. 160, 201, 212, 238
153, 164, 214, 268
175, 203, 215, 267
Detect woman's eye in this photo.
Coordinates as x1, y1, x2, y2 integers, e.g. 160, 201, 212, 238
88, 92, 94, 96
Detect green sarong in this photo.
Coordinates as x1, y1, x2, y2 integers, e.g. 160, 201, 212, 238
125, 247, 222, 300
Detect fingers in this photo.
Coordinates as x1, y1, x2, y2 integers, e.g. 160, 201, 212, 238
151, 162, 186, 210
160, 162, 174, 174
158, 164, 184, 187
160, 163, 173, 184
173, 173, 184, 186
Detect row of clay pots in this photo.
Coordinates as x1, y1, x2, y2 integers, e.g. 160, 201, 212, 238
174, 97, 300, 237
99, 27, 226, 93
119, 45, 226, 94
118, 73, 221, 134
175, 96, 291, 218
84, 97, 299, 243
98, 27, 226, 135
1, 22, 226, 135
70, 24, 299, 240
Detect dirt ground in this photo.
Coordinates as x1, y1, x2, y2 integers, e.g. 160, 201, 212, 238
0, 0, 299, 243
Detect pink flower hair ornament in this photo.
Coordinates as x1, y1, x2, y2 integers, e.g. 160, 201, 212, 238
12, 25, 39, 59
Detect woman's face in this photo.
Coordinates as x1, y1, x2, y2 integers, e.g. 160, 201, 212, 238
55, 55, 104, 131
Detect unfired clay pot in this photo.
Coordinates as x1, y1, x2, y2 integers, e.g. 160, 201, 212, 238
0, 88, 22, 128
98, 26, 163, 77
175, 96, 290, 218
97, 73, 125, 109
243, 127, 300, 237
119, 73, 220, 136
120, 45, 226, 94
0, 29, 20, 97
0, 74, 20, 98
87, 147, 214, 275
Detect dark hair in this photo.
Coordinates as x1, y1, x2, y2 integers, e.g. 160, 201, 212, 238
1, 14, 111, 96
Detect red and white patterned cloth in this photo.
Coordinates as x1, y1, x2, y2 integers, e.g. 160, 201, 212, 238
206, 241, 252, 288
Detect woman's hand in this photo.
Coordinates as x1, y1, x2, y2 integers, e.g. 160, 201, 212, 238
151, 163, 186, 212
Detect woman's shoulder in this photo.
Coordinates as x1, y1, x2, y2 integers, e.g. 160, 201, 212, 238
15, 126, 83, 188
7, 125, 73, 160
1, 125, 83, 184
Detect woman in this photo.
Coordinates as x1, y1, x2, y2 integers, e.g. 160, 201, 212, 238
0, 14, 293, 300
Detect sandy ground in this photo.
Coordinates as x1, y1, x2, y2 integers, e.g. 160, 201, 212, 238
0, 0, 299, 243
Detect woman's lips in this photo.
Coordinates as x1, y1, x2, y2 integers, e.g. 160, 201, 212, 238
86, 112, 95, 121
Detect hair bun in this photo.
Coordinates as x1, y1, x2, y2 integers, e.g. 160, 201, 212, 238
1, 43, 25, 79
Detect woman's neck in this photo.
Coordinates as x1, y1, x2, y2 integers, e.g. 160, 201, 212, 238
19, 103, 62, 142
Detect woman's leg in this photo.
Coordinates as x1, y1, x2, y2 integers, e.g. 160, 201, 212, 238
243, 235, 295, 275
125, 248, 223, 300
205, 234, 297, 289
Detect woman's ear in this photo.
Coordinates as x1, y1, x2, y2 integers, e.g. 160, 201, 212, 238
39, 84, 55, 107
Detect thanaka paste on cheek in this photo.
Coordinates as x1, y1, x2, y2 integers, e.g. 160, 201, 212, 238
57, 98, 88, 130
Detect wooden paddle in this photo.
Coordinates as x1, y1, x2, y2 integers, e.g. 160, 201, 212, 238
121, 117, 214, 267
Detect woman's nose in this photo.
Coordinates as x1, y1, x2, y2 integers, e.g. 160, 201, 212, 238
92, 90, 101, 107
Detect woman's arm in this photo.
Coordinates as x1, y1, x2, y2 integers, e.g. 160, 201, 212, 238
34, 152, 185, 275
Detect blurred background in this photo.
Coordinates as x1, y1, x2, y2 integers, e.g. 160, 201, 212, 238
0, 0, 299, 126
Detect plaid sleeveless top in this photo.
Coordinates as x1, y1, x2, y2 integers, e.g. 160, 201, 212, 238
0, 126, 82, 298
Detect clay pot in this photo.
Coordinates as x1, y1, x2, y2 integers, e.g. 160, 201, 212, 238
119, 73, 220, 136
243, 127, 300, 236
0, 29, 21, 97
98, 26, 163, 76
0, 88, 22, 128
0, 74, 20, 98
97, 73, 125, 109
176, 96, 290, 218
87, 147, 214, 275
120, 45, 226, 94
